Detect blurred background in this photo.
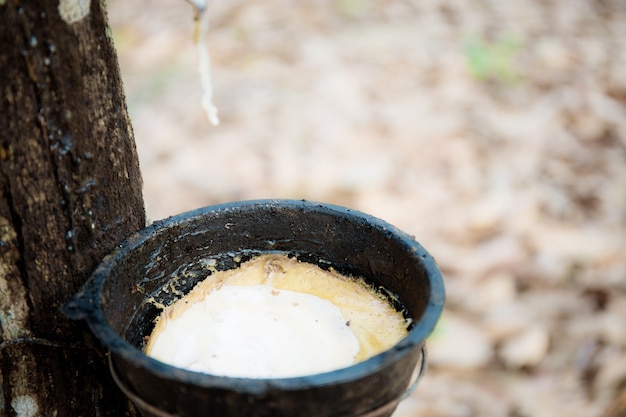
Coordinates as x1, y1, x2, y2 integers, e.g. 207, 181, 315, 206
107, 1, 626, 416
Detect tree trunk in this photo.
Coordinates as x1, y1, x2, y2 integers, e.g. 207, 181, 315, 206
0, 0, 145, 415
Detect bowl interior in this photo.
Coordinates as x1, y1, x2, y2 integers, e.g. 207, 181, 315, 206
100, 201, 435, 355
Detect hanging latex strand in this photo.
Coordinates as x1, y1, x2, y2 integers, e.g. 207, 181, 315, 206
190, 0, 220, 126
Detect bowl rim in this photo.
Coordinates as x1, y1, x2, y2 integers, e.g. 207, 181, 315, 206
67, 199, 445, 394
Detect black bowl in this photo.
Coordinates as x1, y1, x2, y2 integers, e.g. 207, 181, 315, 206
64, 199, 444, 417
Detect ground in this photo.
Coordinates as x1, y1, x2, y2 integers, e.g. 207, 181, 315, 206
107, 1, 626, 416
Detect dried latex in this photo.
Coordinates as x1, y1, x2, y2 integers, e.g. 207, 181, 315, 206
145, 254, 409, 378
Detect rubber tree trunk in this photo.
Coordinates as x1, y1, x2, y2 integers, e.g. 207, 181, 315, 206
0, 0, 144, 415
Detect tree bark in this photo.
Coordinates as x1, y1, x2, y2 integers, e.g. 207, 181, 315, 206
0, 0, 144, 415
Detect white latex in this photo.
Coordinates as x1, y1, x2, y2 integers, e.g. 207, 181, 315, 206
148, 284, 359, 378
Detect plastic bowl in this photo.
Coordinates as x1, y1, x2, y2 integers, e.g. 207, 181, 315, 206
64, 199, 444, 417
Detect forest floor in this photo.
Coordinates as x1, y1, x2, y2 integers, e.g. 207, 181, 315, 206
108, 1, 626, 416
